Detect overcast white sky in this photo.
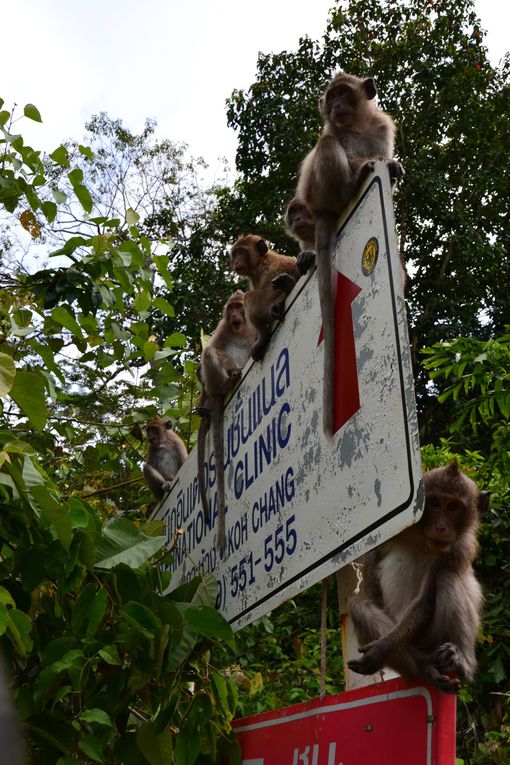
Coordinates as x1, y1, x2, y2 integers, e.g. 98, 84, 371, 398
2, 0, 508, 175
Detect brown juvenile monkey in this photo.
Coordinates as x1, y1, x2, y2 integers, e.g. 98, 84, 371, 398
283, 197, 316, 276
295, 73, 403, 435
198, 290, 256, 553
230, 234, 300, 361
143, 417, 188, 500
347, 461, 488, 693
284, 195, 407, 288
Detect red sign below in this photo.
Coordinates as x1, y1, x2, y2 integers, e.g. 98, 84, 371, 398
231, 678, 456, 765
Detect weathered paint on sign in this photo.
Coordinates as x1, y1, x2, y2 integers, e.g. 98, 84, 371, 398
152, 163, 423, 630
230, 677, 456, 765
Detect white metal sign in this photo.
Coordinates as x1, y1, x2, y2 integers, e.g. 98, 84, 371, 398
152, 164, 423, 630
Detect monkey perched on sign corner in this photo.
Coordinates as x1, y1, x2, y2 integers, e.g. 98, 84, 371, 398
198, 290, 256, 553
294, 72, 403, 436
230, 234, 300, 361
347, 461, 488, 693
284, 195, 407, 288
143, 417, 188, 500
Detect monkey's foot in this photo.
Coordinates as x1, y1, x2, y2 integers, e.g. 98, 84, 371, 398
424, 664, 461, 694
296, 250, 316, 275
387, 159, 405, 183
196, 406, 211, 419
430, 642, 461, 673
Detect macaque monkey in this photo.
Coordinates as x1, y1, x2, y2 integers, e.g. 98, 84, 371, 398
284, 196, 407, 288
295, 72, 403, 435
198, 290, 256, 553
230, 235, 300, 361
347, 461, 488, 693
143, 417, 188, 500
283, 197, 316, 276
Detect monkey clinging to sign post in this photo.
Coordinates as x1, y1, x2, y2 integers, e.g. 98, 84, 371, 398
143, 417, 188, 500
198, 290, 256, 553
294, 72, 403, 435
347, 461, 488, 693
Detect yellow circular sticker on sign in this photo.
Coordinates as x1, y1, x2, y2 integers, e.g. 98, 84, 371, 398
362, 237, 379, 276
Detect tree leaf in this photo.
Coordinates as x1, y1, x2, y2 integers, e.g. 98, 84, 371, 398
51, 306, 84, 338
95, 517, 165, 569
87, 588, 107, 637
0, 353, 16, 397
98, 644, 122, 665
9, 371, 47, 430
80, 708, 113, 728
50, 146, 69, 167
184, 605, 235, 647
137, 724, 173, 765
120, 602, 162, 636
30, 485, 73, 549
24, 103, 42, 122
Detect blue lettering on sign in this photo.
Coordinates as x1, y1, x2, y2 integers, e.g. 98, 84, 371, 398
251, 466, 296, 533
233, 402, 292, 500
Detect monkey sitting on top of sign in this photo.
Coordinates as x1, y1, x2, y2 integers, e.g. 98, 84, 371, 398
348, 461, 488, 693
293, 72, 403, 435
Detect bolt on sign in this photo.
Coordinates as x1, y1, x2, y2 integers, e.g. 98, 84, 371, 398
228, 677, 456, 765
152, 163, 423, 630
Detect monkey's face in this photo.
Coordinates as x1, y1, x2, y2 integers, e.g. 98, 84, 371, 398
324, 83, 359, 126
421, 493, 470, 550
287, 204, 315, 241
146, 425, 162, 447
230, 247, 252, 276
227, 301, 246, 332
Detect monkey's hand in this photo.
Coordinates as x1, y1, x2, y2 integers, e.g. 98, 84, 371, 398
161, 480, 172, 495
347, 639, 388, 675
227, 368, 243, 383
272, 273, 296, 294
196, 406, 211, 420
251, 337, 268, 362
387, 160, 405, 184
296, 250, 316, 276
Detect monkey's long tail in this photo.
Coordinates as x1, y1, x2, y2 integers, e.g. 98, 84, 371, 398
315, 214, 337, 437
212, 397, 227, 555
197, 416, 210, 522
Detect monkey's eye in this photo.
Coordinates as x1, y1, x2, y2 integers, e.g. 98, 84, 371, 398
425, 495, 441, 510
446, 501, 462, 513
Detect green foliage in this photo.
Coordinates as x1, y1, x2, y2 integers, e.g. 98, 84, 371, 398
0, 105, 239, 762
214, 582, 343, 718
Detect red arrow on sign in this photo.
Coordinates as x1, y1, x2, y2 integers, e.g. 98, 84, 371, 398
318, 272, 362, 434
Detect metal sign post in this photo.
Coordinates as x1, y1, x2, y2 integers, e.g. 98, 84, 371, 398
152, 163, 423, 630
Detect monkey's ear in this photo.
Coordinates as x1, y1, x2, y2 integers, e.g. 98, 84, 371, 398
446, 458, 460, 475
478, 491, 491, 517
256, 238, 268, 257
165, 420, 173, 430
363, 78, 377, 100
